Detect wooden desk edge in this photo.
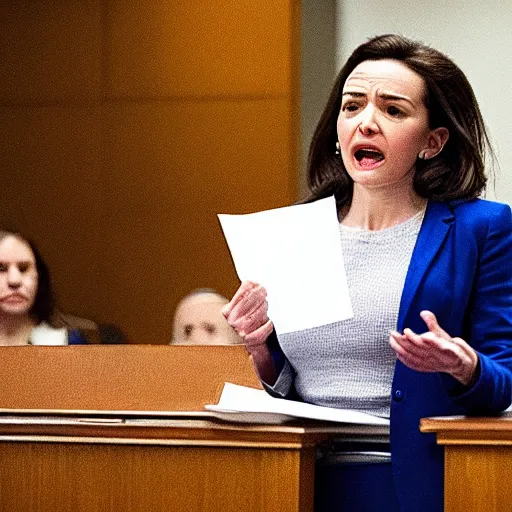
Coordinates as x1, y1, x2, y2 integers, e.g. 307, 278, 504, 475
420, 413, 512, 445
0, 416, 390, 449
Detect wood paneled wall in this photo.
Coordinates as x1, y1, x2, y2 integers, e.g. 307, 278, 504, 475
0, 1, 300, 344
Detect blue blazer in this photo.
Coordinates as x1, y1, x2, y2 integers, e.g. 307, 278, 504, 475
391, 198, 512, 511
268, 198, 512, 511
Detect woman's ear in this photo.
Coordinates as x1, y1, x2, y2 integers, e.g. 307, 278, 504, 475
420, 127, 449, 160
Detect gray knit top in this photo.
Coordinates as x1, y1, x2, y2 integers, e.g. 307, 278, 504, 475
271, 209, 425, 419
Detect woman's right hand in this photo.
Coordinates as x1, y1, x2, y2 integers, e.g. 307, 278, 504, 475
222, 281, 277, 384
221, 281, 274, 351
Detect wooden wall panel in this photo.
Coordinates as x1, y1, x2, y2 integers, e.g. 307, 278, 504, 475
105, 1, 293, 97
0, 105, 108, 321
0, 0, 103, 103
101, 99, 293, 338
0, 1, 300, 344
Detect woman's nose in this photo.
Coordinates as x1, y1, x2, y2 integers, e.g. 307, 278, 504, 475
7, 267, 22, 287
358, 105, 380, 135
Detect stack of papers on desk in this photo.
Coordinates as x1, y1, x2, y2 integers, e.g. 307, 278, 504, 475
205, 383, 389, 426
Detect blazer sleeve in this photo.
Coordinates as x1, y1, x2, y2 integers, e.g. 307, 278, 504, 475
260, 330, 297, 398
444, 203, 512, 413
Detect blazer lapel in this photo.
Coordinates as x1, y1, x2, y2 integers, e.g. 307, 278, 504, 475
397, 201, 454, 330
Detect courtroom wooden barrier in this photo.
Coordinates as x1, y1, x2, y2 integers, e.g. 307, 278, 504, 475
0, 344, 262, 413
0, 418, 329, 512
0, 345, 388, 511
421, 414, 512, 512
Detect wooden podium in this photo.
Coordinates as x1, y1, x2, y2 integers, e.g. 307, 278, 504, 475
421, 414, 512, 512
0, 345, 384, 512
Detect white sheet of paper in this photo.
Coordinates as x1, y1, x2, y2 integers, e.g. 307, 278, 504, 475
218, 196, 353, 333
205, 383, 389, 426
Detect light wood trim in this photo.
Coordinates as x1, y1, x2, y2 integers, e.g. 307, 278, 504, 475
421, 413, 512, 433
0, 417, 359, 449
421, 413, 512, 445
0, 435, 305, 449
435, 432, 512, 446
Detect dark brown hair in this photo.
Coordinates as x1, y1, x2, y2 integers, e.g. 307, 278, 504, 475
305, 34, 492, 211
0, 230, 55, 324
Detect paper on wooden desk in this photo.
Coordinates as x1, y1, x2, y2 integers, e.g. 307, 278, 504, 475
218, 196, 353, 334
205, 383, 389, 426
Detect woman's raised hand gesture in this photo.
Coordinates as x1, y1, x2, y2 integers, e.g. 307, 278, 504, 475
389, 310, 479, 386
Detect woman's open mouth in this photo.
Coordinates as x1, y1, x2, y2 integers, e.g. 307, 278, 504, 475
354, 148, 384, 170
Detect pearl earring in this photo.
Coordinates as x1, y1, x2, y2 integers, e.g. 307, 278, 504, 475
418, 150, 429, 160
335, 141, 340, 155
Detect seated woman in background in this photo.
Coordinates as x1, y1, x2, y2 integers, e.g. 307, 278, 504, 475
172, 289, 242, 346
0, 230, 86, 345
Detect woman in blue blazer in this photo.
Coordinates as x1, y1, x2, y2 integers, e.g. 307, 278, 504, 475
389, 198, 512, 510
223, 34, 512, 511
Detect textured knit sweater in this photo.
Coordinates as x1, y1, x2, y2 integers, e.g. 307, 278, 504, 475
274, 209, 425, 418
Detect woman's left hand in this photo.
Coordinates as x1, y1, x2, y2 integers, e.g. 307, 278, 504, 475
389, 310, 479, 386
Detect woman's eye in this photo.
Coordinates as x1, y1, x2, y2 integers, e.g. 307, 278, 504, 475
18, 263, 30, 273
387, 106, 403, 117
342, 103, 360, 113
0, 263, 6, 272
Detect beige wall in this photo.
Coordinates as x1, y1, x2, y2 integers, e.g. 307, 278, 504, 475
299, 1, 337, 195
0, 1, 300, 343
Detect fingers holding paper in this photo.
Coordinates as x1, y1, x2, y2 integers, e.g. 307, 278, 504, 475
389, 310, 479, 386
222, 281, 274, 348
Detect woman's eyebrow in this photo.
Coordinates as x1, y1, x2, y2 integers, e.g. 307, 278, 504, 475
378, 92, 415, 106
342, 91, 366, 98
